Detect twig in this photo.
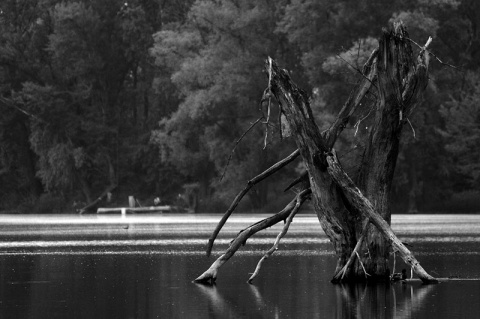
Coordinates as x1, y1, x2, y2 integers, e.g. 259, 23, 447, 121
283, 171, 308, 192
406, 118, 416, 139
278, 106, 283, 140
353, 106, 374, 137
206, 149, 301, 257
405, 36, 460, 70
247, 189, 310, 284
392, 250, 396, 275
356, 41, 362, 70
263, 57, 274, 149
220, 116, 263, 181
324, 50, 378, 148
356, 251, 370, 278
263, 101, 270, 149
332, 219, 370, 282
336, 53, 378, 89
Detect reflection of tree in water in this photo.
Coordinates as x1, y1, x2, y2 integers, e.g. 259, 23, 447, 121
195, 283, 242, 318
195, 282, 284, 318
335, 283, 436, 319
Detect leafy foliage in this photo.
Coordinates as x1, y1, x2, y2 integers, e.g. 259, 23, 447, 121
0, 0, 478, 212
440, 72, 480, 188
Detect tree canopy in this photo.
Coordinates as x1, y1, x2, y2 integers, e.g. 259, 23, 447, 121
0, 0, 478, 213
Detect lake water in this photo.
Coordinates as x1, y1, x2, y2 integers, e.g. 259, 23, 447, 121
0, 214, 479, 318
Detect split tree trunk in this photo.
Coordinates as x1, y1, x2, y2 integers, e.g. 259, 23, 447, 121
195, 23, 435, 284
266, 23, 431, 281
352, 24, 430, 279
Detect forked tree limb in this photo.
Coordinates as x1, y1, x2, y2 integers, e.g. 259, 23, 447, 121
326, 150, 437, 284
247, 188, 311, 284
206, 148, 300, 257
195, 188, 310, 284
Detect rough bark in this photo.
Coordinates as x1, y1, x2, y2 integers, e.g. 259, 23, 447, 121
327, 151, 436, 283
354, 24, 430, 279
266, 56, 359, 273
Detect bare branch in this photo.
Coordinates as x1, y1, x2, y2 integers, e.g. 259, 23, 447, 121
0, 96, 44, 123
331, 219, 370, 283
336, 50, 378, 88
220, 116, 263, 181
405, 36, 460, 70
206, 148, 301, 257
263, 58, 274, 149
247, 188, 311, 284
353, 106, 374, 137
406, 118, 416, 139
324, 49, 378, 148
283, 171, 308, 192
355, 251, 370, 278
195, 188, 310, 284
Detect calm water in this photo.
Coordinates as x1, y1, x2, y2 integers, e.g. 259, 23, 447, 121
0, 214, 480, 318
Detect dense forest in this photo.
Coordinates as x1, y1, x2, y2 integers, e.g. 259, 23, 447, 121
0, 0, 478, 214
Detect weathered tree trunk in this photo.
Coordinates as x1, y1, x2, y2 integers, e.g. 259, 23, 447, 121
266, 58, 357, 274
352, 24, 430, 279
195, 23, 435, 284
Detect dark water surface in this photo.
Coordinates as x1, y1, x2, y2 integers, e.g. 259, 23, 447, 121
0, 214, 480, 318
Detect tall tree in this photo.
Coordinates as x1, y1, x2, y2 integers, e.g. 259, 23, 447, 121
0, 0, 187, 211
151, 0, 301, 211
0, 0, 47, 209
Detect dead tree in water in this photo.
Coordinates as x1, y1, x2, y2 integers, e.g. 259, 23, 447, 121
195, 23, 437, 284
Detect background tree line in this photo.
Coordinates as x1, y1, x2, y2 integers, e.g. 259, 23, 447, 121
0, 0, 478, 214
